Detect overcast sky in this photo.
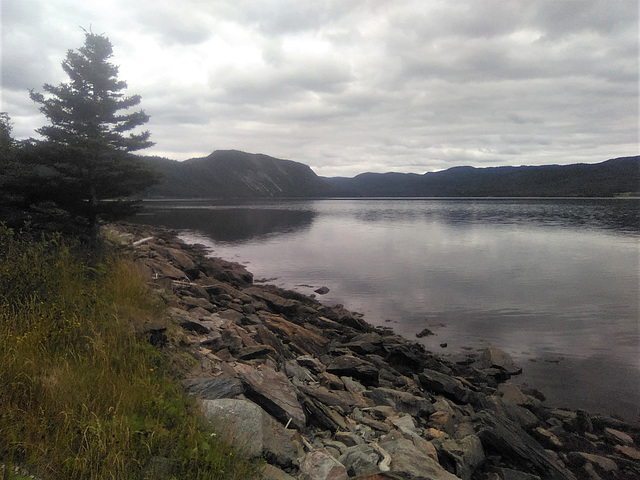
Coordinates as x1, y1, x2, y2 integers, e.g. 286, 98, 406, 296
2, 0, 638, 177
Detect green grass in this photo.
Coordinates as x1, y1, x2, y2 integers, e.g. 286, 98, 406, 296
0, 226, 261, 479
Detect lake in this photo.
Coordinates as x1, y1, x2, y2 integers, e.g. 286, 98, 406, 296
133, 198, 639, 421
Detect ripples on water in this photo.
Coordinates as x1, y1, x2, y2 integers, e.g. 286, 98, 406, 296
134, 198, 639, 420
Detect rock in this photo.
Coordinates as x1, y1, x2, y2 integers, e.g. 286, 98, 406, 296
179, 319, 211, 335
364, 387, 435, 417
314, 286, 330, 295
137, 257, 190, 280
419, 368, 476, 404
299, 384, 369, 412
416, 327, 435, 338
335, 431, 364, 447
297, 355, 326, 374
480, 347, 522, 375
478, 395, 538, 430
439, 435, 485, 480
244, 288, 300, 315
338, 444, 381, 477
604, 427, 634, 445
236, 365, 307, 430
378, 431, 460, 480
299, 392, 349, 432
531, 427, 563, 450
568, 452, 618, 472
475, 411, 576, 480
137, 321, 167, 346
489, 467, 542, 480
237, 344, 278, 360
200, 399, 302, 466
159, 246, 196, 271
327, 355, 379, 387
317, 371, 345, 390
263, 314, 330, 357
614, 444, 640, 461
261, 464, 297, 480
184, 377, 244, 399
496, 384, 531, 406
299, 449, 348, 480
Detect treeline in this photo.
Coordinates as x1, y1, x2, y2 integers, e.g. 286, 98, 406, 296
324, 156, 640, 197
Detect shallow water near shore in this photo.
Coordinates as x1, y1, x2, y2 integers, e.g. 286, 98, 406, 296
134, 198, 640, 421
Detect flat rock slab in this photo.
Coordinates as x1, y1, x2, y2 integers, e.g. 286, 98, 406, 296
236, 364, 307, 430
184, 377, 244, 400
327, 355, 379, 387
419, 368, 476, 404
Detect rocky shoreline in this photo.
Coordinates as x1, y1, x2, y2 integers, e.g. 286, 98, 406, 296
109, 223, 640, 480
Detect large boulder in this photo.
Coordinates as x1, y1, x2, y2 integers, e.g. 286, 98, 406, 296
200, 398, 302, 466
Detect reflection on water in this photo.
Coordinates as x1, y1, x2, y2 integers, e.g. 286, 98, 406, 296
133, 198, 640, 420
135, 200, 316, 242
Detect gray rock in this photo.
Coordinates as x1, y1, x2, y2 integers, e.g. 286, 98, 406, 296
480, 347, 522, 375
365, 387, 435, 417
327, 355, 379, 387
261, 464, 297, 480
338, 444, 381, 477
419, 368, 476, 404
244, 287, 300, 315
236, 365, 307, 430
200, 399, 302, 466
297, 355, 326, 374
300, 449, 348, 480
567, 452, 618, 473
439, 435, 485, 480
489, 467, 542, 480
237, 344, 278, 360
378, 431, 460, 480
475, 411, 576, 480
184, 377, 244, 399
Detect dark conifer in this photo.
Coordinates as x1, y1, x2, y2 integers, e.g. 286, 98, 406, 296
14, 31, 160, 241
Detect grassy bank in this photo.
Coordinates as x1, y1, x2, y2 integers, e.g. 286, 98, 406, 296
0, 226, 260, 480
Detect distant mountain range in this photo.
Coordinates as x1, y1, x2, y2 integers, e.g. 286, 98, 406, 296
143, 150, 640, 198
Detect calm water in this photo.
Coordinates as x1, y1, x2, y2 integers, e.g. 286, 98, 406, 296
134, 198, 640, 420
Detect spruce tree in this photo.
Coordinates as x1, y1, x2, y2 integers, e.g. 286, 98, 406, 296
23, 31, 159, 241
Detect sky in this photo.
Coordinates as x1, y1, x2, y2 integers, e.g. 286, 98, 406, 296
1, 0, 638, 177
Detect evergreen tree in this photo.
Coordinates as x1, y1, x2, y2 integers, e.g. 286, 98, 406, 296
19, 31, 159, 240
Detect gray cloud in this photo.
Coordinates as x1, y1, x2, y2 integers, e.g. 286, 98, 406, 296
1, 0, 637, 177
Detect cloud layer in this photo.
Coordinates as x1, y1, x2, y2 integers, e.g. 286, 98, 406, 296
2, 0, 637, 176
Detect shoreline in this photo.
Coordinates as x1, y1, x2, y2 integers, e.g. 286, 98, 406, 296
109, 222, 640, 479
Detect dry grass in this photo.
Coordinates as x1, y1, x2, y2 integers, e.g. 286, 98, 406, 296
0, 226, 261, 479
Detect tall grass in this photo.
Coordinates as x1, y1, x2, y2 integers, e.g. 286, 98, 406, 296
0, 226, 260, 479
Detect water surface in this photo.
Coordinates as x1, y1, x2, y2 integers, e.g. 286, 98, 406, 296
134, 198, 639, 420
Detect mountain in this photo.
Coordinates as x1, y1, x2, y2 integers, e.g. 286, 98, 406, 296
325, 156, 640, 197
144, 150, 328, 198
143, 152, 640, 198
